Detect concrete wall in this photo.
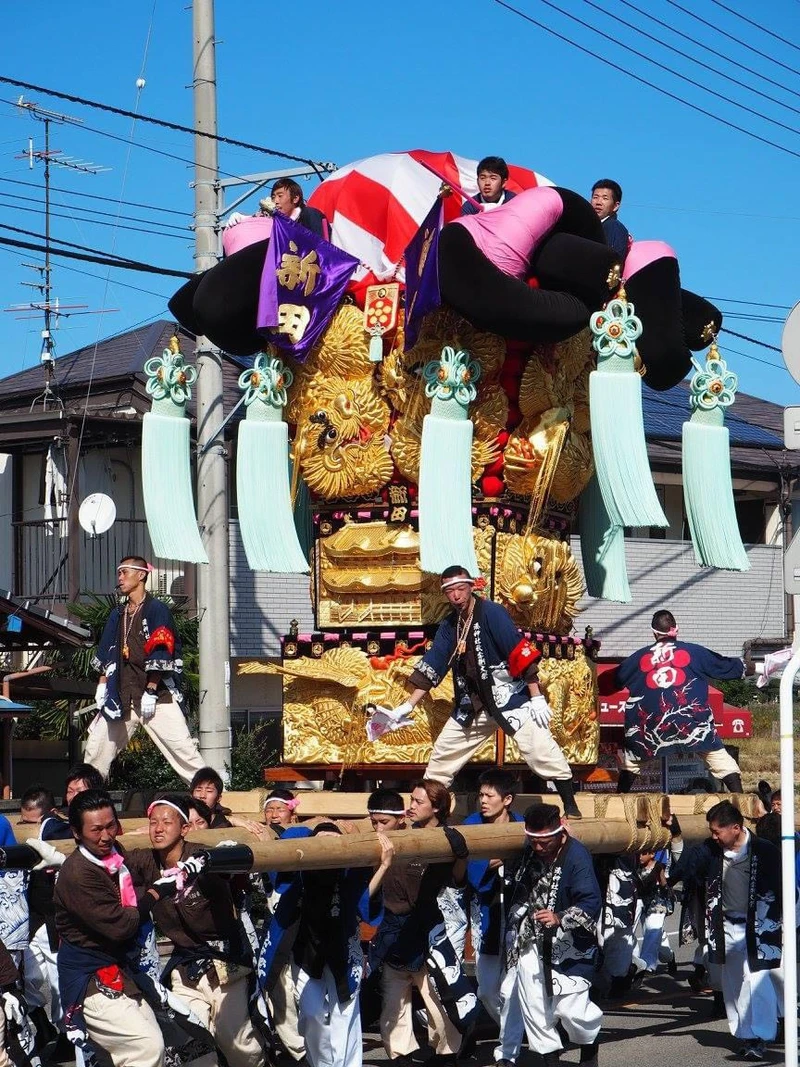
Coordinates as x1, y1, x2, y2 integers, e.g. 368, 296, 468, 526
571, 537, 785, 658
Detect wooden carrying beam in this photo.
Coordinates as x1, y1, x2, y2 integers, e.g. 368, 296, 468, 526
9, 794, 762, 872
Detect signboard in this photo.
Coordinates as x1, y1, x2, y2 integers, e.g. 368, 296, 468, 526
782, 303, 800, 387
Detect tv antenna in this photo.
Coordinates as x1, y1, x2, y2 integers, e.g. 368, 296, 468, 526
5, 98, 114, 410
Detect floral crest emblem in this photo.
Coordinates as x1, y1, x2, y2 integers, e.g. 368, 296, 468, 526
422, 346, 480, 406
689, 349, 737, 412
238, 353, 293, 408
589, 297, 642, 359
144, 337, 197, 406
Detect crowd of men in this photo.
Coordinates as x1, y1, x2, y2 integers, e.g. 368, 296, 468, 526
0, 544, 784, 1067
0, 763, 789, 1067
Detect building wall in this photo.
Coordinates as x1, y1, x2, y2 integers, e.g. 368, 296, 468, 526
0, 455, 11, 589
229, 521, 314, 658
571, 537, 785, 658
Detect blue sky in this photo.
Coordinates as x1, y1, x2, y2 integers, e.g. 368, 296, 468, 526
1, 0, 799, 407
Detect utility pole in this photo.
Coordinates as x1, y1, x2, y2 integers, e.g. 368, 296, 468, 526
192, 0, 231, 775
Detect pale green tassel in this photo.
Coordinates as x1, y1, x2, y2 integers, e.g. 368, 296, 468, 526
682, 348, 749, 571
589, 295, 667, 529
579, 472, 631, 602
236, 354, 309, 573
419, 347, 480, 576
141, 339, 207, 564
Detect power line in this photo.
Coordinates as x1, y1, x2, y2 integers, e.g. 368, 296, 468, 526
0, 74, 330, 173
663, 0, 800, 82
0, 197, 189, 241
602, 0, 800, 115
722, 344, 787, 373
532, 0, 800, 141
721, 327, 782, 353
708, 297, 792, 310
0, 243, 170, 299
718, 312, 786, 323
0, 232, 191, 278
491, 1, 800, 162
0, 188, 189, 235
707, 0, 800, 57
0, 175, 191, 217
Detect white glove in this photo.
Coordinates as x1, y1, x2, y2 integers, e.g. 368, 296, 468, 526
2, 991, 24, 1027
94, 681, 107, 711
528, 694, 552, 729
140, 691, 158, 722
224, 211, 248, 228
366, 701, 415, 742
26, 837, 66, 871
177, 853, 207, 881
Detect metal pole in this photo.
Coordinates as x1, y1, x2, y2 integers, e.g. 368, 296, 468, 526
192, 0, 231, 776
778, 643, 799, 1067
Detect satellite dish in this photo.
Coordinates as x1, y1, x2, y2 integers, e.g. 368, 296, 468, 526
781, 302, 800, 386
78, 493, 117, 537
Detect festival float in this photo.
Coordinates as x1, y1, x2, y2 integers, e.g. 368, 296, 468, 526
162, 149, 750, 785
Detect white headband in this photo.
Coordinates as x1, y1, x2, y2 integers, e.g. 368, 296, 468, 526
264, 796, 299, 811
147, 799, 188, 823
524, 825, 565, 838
368, 808, 406, 816
441, 576, 475, 591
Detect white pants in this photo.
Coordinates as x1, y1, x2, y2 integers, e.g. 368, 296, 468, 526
426, 710, 571, 786
84, 698, 205, 783
294, 965, 361, 1067
517, 944, 602, 1056
82, 981, 164, 1067
169, 969, 263, 1067
269, 961, 305, 1061
635, 908, 673, 972
476, 953, 524, 1063
620, 745, 739, 781
721, 919, 779, 1041
23, 923, 61, 1026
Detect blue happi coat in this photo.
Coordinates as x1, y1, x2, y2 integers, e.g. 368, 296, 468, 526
413, 597, 535, 734
617, 639, 744, 758
670, 832, 782, 971
464, 810, 524, 955
506, 836, 601, 989
258, 853, 382, 1004
92, 593, 183, 721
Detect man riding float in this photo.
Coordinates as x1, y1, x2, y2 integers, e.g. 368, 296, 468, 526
379, 565, 581, 818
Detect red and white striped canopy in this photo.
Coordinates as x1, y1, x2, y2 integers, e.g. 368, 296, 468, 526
309, 149, 552, 281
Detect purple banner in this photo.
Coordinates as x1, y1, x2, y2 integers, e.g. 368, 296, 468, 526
404, 199, 443, 350
257, 214, 359, 361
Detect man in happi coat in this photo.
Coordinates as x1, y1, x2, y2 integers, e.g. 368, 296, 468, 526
615, 609, 753, 793
670, 801, 782, 1061
85, 555, 205, 783
505, 804, 603, 1067
380, 565, 580, 817
53, 790, 213, 1067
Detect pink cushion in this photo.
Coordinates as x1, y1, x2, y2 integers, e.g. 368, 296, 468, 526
222, 215, 274, 257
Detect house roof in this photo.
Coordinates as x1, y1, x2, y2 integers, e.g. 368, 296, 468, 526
0, 321, 178, 400
0, 320, 794, 475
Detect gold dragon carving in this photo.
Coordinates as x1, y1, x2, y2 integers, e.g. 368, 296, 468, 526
239, 647, 496, 766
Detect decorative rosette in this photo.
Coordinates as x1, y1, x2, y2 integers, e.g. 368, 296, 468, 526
589, 297, 642, 360
144, 337, 197, 406
239, 353, 294, 409
422, 346, 480, 406
689, 346, 737, 413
